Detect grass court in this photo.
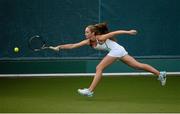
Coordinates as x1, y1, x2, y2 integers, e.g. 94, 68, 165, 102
0, 75, 180, 113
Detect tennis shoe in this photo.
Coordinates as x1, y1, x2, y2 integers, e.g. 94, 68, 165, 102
77, 88, 93, 97
158, 71, 167, 86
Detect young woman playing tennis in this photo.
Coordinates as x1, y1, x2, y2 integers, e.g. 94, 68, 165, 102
49, 23, 167, 97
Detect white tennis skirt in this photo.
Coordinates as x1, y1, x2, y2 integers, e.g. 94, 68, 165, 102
107, 46, 128, 58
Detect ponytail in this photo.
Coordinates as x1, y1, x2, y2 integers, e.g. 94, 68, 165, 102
94, 22, 109, 35
87, 22, 117, 42
95, 22, 117, 42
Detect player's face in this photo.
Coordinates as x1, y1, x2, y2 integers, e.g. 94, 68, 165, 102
85, 27, 95, 40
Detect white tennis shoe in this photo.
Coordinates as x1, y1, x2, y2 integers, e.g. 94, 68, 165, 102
158, 71, 167, 86
77, 88, 94, 97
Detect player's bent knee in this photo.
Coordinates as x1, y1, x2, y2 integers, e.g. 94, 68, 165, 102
96, 66, 104, 73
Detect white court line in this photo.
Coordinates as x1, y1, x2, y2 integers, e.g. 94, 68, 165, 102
0, 112, 180, 114
0, 72, 180, 77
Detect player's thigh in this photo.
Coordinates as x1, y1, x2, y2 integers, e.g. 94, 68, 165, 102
96, 55, 117, 70
120, 55, 142, 68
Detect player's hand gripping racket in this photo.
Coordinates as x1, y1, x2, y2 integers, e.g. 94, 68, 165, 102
28, 35, 50, 51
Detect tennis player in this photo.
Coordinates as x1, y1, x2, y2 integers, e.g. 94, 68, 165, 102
49, 23, 167, 97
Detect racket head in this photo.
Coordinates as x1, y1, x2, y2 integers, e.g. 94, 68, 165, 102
28, 35, 47, 51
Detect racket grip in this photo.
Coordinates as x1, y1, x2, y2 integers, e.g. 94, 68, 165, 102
49, 46, 60, 51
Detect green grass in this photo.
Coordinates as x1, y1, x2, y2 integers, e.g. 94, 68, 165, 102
0, 76, 180, 113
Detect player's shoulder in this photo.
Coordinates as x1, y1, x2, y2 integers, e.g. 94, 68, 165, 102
78, 39, 90, 45
83, 39, 90, 43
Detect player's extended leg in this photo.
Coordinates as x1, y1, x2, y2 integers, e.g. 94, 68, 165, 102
121, 55, 160, 75
120, 54, 166, 86
78, 55, 117, 97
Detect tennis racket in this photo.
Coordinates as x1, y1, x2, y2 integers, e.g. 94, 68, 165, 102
28, 35, 50, 51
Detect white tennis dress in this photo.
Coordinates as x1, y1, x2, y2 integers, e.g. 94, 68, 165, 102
93, 39, 128, 58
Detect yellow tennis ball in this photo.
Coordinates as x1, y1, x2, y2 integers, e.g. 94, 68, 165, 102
14, 47, 19, 52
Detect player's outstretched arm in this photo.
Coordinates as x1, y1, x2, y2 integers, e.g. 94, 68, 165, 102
98, 30, 137, 41
49, 39, 89, 51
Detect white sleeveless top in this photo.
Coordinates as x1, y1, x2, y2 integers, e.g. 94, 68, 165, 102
93, 39, 128, 58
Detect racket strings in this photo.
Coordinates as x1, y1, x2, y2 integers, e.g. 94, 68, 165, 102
29, 36, 46, 51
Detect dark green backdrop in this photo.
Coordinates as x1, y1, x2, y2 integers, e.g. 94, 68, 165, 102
0, 0, 180, 59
